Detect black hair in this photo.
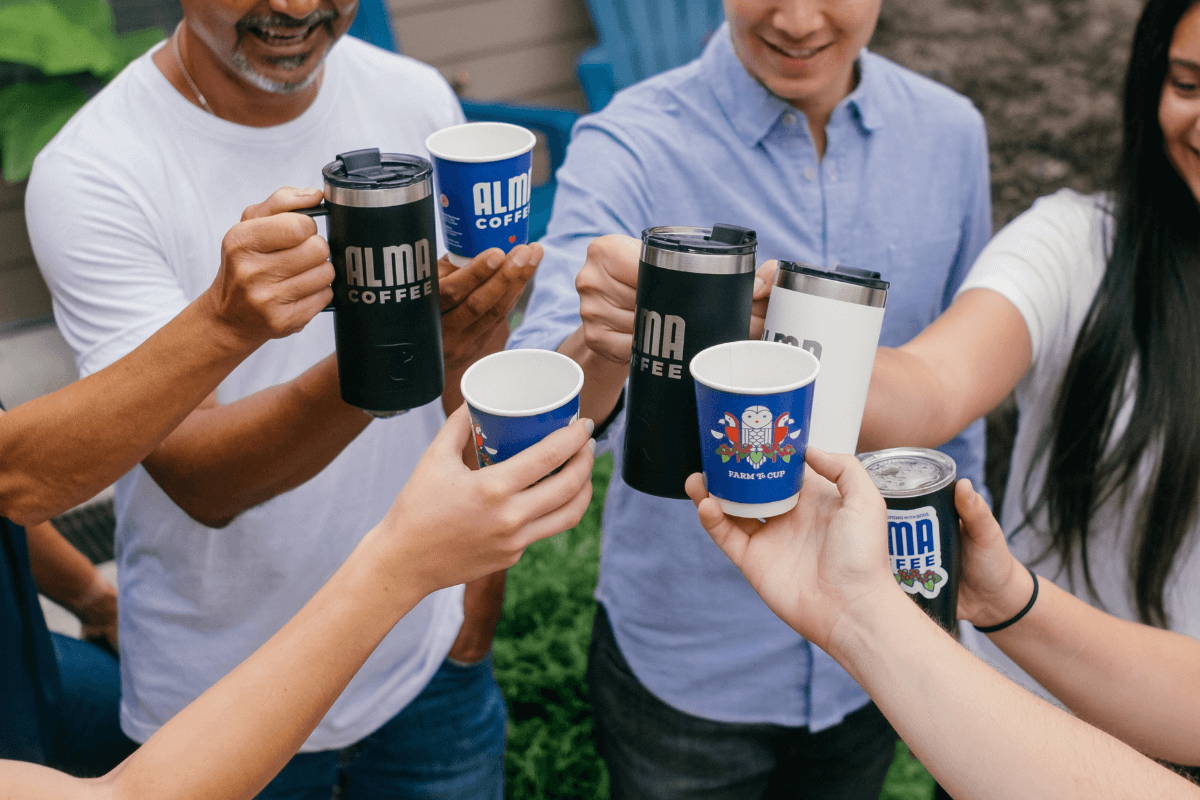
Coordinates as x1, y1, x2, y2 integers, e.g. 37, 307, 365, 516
1027, 0, 1200, 626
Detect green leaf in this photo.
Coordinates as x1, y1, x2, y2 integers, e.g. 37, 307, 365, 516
719, 454, 730, 463
0, 80, 88, 181
0, 2, 117, 76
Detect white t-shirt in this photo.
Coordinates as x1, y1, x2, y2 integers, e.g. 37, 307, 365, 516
955, 189, 1200, 696
26, 38, 467, 750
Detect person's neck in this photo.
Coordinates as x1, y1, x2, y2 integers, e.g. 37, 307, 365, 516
152, 23, 322, 128
791, 62, 860, 159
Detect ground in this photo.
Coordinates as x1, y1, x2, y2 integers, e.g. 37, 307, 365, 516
495, 2, 1147, 798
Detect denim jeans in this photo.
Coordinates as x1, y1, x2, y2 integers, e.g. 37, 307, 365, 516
256, 656, 506, 800
588, 605, 898, 800
49, 633, 137, 777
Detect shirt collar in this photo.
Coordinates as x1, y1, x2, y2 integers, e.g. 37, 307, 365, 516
704, 24, 885, 145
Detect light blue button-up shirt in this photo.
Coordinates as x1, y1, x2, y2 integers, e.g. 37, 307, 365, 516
511, 25, 991, 729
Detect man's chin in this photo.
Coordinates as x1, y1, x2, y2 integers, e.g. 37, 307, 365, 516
230, 49, 329, 94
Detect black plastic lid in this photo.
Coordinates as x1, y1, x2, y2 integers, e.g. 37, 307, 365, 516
321, 148, 432, 189
778, 261, 890, 291
642, 223, 757, 256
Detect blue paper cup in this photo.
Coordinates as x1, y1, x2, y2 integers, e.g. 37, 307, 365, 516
690, 341, 820, 518
460, 349, 584, 467
425, 122, 536, 267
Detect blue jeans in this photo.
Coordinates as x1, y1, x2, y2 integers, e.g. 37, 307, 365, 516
588, 605, 897, 800
257, 656, 506, 800
49, 633, 137, 776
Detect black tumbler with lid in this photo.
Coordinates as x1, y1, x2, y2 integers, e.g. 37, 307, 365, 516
301, 148, 443, 417
622, 224, 757, 498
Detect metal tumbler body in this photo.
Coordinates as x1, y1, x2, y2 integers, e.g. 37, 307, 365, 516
762, 263, 889, 453
622, 224, 757, 499
314, 149, 444, 416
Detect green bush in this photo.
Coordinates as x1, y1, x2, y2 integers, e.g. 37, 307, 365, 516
495, 453, 932, 799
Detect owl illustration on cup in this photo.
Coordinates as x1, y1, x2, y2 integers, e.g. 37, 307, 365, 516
711, 405, 802, 468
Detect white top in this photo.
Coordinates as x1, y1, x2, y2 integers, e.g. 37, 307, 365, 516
956, 189, 1200, 695
26, 38, 467, 750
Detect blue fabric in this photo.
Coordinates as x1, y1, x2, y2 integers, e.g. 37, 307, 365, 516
256, 656, 506, 800
0, 517, 60, 764
49, 633, 136, 776
510, 25, 992, 729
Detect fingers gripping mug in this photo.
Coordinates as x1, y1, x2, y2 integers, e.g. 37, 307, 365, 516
300, 148, 444, 417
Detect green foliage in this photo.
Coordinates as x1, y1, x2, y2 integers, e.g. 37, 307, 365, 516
0, 0, 162, 181
495, 453, 933, 798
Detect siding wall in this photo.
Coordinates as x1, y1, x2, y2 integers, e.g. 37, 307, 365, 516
0, 0, 594, 328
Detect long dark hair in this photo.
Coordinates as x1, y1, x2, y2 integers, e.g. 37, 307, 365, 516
1029, 0, 1200, 627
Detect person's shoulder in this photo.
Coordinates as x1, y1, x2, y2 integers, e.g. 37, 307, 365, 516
1022, 188, 1110, 239
574, 58, 705, 148
330, 36, 456, 104
866, 52, 983, 131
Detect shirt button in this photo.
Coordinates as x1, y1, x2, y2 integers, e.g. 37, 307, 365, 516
828, 166, 838, 181
803, 166, 816, 181
782, 112, 796, 126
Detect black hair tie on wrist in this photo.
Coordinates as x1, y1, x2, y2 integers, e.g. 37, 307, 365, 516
975, 566, 1039, 634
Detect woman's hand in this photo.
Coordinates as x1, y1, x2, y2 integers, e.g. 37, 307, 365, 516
686, 448, 898, 653
376, 405, 595, 595
954, 480, 1036, 627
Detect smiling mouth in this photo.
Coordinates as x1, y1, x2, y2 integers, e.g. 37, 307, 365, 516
761, 36, 832, 61
240, 14, 334, 48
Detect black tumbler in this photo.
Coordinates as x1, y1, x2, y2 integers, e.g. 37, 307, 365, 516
622, 224, 757, 498
301, 148, 443, 417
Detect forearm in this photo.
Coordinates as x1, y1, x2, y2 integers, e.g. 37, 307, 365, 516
0, 301, 255, 526
101, 526, 426, 800
987, 578, 1200, 765
449, 570, 507, 663
857, 347, 956, 452
441, 322, 510, 416
558, 327, 626, 425
25, 521, 110, 613
830, 594, 1199, 799
144, 354, 371, 528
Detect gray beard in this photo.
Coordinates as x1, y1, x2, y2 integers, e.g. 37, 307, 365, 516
229, 46, 327, 94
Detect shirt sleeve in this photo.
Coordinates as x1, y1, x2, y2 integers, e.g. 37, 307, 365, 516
26, 150, 186, 378
942, 107, 993, 310
508, 115, 654, 353
956, 190, 1098, 366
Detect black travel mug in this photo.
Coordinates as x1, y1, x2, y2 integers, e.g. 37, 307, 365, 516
622, 224, 757, 498
300, 148, 443, 417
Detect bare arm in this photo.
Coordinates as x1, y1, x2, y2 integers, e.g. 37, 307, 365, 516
956, 485, 1200, 766
688, 451, 1200, 799
858, 288, 1032, 453
0, 188, 333, 526
25, 521, 118, 649
0, 408, 595, 800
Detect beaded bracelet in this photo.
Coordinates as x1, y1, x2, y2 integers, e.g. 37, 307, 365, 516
975, 566, 1039, 634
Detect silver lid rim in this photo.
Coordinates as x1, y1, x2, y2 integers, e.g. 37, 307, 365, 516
325, 179, 432, 208
774, 269, 888, 308
858, 447, 957, 497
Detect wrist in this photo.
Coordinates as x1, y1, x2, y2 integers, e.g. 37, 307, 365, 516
974, 559, 1036, 629
826, 587, 930, 677
68, 573, 116, 621
193, 289, 263, 357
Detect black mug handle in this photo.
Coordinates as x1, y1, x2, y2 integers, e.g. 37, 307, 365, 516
296, 203, 335, 312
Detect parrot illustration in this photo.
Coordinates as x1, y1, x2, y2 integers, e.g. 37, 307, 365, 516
472, 422, 498, 466
711, 406, 803, 467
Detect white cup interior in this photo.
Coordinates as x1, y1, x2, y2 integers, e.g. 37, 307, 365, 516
690, 341, 820, 394
461, 349, 583, 416
425, 122, 536, 163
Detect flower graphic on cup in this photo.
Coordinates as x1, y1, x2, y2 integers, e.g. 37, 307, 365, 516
710, 406, 802, 468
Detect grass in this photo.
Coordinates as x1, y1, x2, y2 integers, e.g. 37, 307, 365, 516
494, 454, 933, 799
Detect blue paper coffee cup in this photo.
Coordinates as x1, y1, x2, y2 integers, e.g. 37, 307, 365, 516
460, 349, 584, 466
690, 341, 820, 518
425, 122, 536, 267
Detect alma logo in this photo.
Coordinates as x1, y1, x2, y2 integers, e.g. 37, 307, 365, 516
764, 329, 823, 361
634, 309, 685, 379
344, 241, 432, 288
471, 172, 532, 216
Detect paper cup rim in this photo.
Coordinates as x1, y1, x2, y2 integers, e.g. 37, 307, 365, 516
425, 122, 536, 163
460, 349, 584, 417
690, 340, 820, 395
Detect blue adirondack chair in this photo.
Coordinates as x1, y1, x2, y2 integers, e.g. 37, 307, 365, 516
348, 3, 578, 241
577, 0, 725, 112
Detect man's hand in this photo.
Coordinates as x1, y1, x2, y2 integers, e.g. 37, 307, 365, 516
75, 579, 119, 652
439, 244, 542, 373
953, 480, 1036, 628
686, 448, 897, 653
200, 186, 334, 348
378, 406, 595, 595
575, 234, 641, 364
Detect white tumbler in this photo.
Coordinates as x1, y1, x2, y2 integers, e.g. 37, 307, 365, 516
761, 262, 889, 453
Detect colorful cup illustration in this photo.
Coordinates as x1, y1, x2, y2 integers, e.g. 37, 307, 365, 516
460, 348, 584, 467
690, 341, 820, 518
425, 122, 536, 267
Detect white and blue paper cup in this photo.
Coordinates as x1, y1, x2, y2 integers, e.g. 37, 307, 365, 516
460, 349, 584, 467
425, 122, 536, 267
690, 341, 820, 518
